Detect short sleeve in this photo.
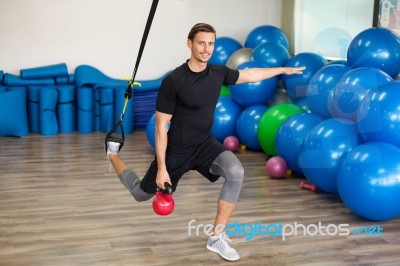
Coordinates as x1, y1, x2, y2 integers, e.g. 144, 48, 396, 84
210, 64, 239, 85
156, 75, 177, 115
224, 68, 240, 85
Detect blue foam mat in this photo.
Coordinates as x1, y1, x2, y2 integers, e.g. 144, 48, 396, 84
0, 86, 29, 137
77, 86, 94, 133
1, 64, 168, 135
75, 65, 128, 88
39, 87, 58, 135
55, 76, 69, 85
21, 63, 68, 79
99, 87, 114, 133
4, 73, 55, 86
27, 86, 42, 133
57, 85, 75, 133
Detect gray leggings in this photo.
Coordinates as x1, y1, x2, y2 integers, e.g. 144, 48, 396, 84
118, 151, 244, 203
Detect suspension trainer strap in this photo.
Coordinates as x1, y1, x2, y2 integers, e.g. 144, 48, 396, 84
105, 0, 159, 150
125, 0, 159, 99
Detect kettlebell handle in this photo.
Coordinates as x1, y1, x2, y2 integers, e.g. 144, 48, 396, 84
156, 182, 172, 194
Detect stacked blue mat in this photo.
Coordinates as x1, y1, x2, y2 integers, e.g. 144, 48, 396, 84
0, 63, 164, 136
133, 73, 168, 129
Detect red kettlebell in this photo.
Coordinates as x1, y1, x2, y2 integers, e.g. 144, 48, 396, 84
153, 182, 174, 216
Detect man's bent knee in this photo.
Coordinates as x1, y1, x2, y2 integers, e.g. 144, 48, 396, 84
119, 169, 154, 202
131, 186, 154, 202
219, 163, 244, 203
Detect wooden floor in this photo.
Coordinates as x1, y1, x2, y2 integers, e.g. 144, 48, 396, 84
1, 131, 400, 266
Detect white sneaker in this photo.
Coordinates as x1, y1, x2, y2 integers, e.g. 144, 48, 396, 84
206, 233, 240, 261
106, 141, 121, 156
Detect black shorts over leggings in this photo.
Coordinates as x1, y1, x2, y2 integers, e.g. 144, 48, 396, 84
140, 135, 227, 194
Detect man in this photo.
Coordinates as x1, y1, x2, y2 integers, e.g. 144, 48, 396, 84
106, 23, 304, 261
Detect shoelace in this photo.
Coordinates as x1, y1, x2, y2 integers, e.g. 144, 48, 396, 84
218, 233, 232, 248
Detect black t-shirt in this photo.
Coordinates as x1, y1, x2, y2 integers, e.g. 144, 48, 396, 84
156, 62, 239, 153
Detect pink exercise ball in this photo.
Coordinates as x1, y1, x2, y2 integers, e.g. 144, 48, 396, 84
223, 136, 240, 152
266, 156, 288, 178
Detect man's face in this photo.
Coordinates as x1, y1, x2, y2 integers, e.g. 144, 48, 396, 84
188, 32, 215, 63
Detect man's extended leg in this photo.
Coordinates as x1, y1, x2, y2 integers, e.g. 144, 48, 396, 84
106, 141, 153, 202
206, 151, 244, 261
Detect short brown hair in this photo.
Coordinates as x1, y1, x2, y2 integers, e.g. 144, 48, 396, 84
187, 23, 216, 40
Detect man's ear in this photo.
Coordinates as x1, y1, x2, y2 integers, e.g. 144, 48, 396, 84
187, 39, 192, 49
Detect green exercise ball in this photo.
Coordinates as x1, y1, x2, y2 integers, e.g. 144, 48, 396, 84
257, 103, 305, 156
220, 85, 231, 96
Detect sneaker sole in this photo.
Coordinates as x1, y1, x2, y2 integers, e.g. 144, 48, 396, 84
206, 244, 240, 261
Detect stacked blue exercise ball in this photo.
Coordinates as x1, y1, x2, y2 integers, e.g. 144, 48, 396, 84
245, 25, 289, 50
251, 42, 290, 68
209, 36, 243, 65
211, 96, 242, 142
357, 81, 400, 147
275, 113, 324, 174
298, 118, 362, 194
295, 98, 312, 113
326, 59, 347, 65
337, 142, 400, 221
282, 52, 327, 102
235, 104, 268, 151
306, 64, 351, 119
347, 27, 400, 79
229, 60, 277, 107
331, 67, 392, 121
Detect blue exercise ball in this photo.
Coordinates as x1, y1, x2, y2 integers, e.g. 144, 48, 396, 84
306, 64, 351, 119
332, 67, 392, 121
295, 98, 312, 113
229, 60, 277, 107
275, 113, 324, 174
146, 113, 156, 149
357, 81, 400, 146
236, 105, 268, 151
326, 59, 347, 65
252, 42, 290, 68
211, 96, 242, 142
245, 25, 289, 50
281, 52, 328, 102
209, 36, 243, 66
145, 113, 171, 149
298, 118, 362, 193
337, 142, 400, 221
347, 27, 400, 79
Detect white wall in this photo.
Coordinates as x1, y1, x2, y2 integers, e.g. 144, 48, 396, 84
0, 0, 281, 80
